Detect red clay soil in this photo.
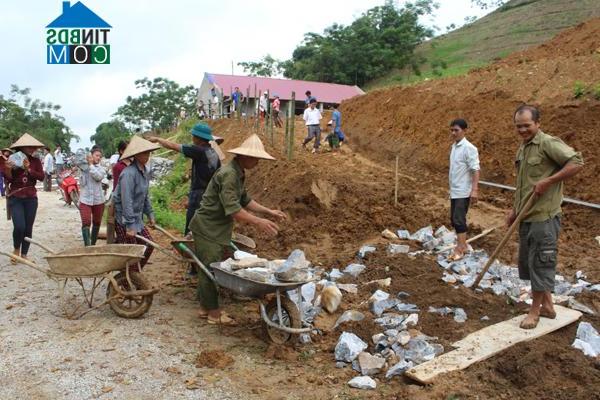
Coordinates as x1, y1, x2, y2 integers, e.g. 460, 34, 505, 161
162, 19, 600, 400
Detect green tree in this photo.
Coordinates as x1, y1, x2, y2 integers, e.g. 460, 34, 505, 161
114, 77, 197, 133
471, 0, 505, 10
0, 85, 77, 150
281, 0, 436, 86
90, 120, 131, 155
238, 54, 283, 77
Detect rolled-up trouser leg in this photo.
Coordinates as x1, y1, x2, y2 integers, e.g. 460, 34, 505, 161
192, 234, 224, 311
518, 216, 560, 292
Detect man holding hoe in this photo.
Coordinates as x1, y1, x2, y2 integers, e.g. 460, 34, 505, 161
507, 105, 583, 329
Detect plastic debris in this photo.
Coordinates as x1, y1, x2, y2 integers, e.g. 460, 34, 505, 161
385, 360, 414, 378
388, 244, 410, 254
369, 290, 390, 303
572, 322, 600, 358
358, 352, 386, 376
334, 310, 365, 329
348, 376, 376, 390
344, 263, 367, 278
335, 332, 368, 362
358, 245, 376, 258
382, 229, 399, 240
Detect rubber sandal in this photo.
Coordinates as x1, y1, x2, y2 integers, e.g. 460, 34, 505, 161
519, 316, 539, 329
207, 313, 237, 326
197, 309, 209, 319
539, 309, 556, 319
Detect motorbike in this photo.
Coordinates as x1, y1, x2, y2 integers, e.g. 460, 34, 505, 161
57, 168, 80, 208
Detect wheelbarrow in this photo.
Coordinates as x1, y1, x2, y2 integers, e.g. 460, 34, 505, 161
0, 238, 158, 319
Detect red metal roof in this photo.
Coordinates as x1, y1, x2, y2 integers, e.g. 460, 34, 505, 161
206, 73, 365, 104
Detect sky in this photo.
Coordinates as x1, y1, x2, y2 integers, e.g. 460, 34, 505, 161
0, 0, 492, 149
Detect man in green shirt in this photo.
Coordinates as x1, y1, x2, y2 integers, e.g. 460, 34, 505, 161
506, 105, 583, 329
189, 134, 287, 325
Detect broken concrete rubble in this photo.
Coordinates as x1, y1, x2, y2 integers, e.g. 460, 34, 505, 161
335, 332, 368, 362
348, 376, 376, 390
344, 263, 367, 278
572, 322, 600, 358
388, 244, 410, 254
358, 352, 386, 376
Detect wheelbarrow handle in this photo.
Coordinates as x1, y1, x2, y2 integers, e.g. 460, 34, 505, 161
0, 250, 49, 275
24, 237, 57, 254
134, 234, 186, 263
177, 244, 217, 284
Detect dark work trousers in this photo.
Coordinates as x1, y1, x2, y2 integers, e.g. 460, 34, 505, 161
0, 172, 5, 196
185, 189, 204, 235
9, 196, 38, 255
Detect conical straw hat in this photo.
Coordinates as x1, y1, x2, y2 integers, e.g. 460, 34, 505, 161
120, 135, 161, 160
227, 134, 275, 160
10, 133, 45, 149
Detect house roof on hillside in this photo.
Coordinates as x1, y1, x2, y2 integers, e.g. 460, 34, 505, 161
205, 73, 365, 104
46, 1, 111, 28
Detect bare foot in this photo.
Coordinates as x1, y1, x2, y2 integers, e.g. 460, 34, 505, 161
208, 312, 237, 326
197, 308, 208, 319
519, 314, 540, 329
539, 306, 556, 319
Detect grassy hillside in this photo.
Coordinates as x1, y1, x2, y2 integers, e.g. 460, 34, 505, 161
367, 0, 600, 89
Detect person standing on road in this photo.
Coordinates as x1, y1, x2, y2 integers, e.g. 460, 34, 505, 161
302, 98, 322, 153
42, 147, 54, 192
448, 118, 480, 261
54, 145, 64, 176
189, 134, 287, 325
112, 136, 160, 270
107, 140, 130, 244
507, 105, 583, 329
3, 133, 45, 261
506, 104, 583, 329
148, 123, 223, 235
259, 91, 269, 123
231, 87, 243, 113
79, 147, 107, 246
304, 90, 315, 108
0, 148, 13, 197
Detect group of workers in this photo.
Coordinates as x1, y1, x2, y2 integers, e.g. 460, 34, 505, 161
0, 101, 584, 330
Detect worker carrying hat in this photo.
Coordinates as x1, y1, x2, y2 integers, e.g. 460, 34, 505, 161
188, 134, 287, 325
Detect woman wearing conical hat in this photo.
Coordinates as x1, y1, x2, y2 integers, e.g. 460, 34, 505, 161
188, 134, 287, 326
3, 133, 46, 261
112, 136, 160, 270
0, 148, 14, 197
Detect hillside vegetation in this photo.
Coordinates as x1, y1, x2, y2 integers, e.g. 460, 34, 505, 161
367, 0, 600, 88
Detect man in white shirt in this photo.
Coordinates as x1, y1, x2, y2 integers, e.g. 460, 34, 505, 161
43, 147, 55, 192
448, 118, 480, 260
54, 145, 64, 175
302, 98, 322, 154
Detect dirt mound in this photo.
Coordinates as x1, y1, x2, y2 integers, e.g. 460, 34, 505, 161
195, 349, 234, 369
342, 17, 600, 203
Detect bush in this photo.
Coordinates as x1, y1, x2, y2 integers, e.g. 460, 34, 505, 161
150, 155, 190, 233
573, 81, 586, 99
593, 83, 600, 100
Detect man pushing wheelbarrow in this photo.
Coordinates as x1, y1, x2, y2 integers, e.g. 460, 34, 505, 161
188, 134, 287, 326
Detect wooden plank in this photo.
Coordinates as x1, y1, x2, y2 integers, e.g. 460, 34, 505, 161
405, 305, 582, 384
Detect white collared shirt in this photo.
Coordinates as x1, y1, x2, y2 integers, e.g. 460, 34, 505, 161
449, 137, 480, 199
303, 107, 322, 125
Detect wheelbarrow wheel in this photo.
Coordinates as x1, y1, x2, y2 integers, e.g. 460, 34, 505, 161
107, 271, 153, 318
262, 297, 301, 344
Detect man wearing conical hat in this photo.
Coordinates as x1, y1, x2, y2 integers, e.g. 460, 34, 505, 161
189, 134, 287, 325
3, 133, 46, 261
112, 136, 161, 270
148, 123, 224, 236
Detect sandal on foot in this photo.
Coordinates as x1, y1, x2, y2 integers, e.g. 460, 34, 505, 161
197, 309, 209, 319
207, 313, 237, 326
539, 309, 556, 319
519, 316, 539, 329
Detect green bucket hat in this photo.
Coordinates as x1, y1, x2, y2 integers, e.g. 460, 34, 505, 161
191, 123, 214, 141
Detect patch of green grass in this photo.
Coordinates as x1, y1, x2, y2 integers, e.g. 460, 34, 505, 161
150, 155, 190, 233
573, 81, 587, 99
592, 82, 600, 100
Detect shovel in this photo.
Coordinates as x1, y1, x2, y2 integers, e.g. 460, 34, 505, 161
153, 224, 256, 249
472, 192, 537, 289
